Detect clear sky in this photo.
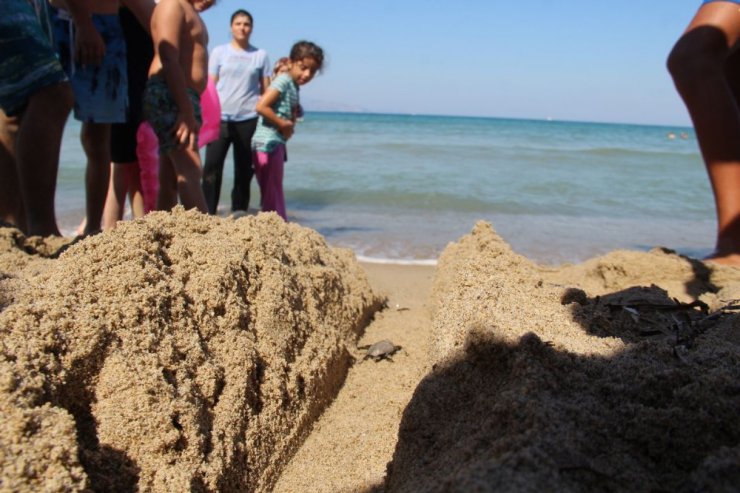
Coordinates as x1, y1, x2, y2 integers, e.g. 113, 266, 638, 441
201, 1, 700, 126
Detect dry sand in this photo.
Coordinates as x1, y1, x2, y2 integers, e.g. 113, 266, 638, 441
388, 222, 740, 492
1, 209, 382, 492
1, 214, 739, 492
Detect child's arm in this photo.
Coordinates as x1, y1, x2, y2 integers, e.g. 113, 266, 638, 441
256, 87, 294, 140
151, 0, 199, 150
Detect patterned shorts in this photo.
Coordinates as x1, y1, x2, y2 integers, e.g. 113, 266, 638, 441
0, 0, 67, 116
52, 9, 127, 123
143, 74, 202, 154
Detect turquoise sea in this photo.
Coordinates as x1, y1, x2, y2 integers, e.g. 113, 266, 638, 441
56, 112, 711, 265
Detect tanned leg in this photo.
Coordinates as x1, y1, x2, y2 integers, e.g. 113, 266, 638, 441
0, 109, 26, 232
668, 3, 740, 265
81, 122, 112, 235
15, 82, 73, 236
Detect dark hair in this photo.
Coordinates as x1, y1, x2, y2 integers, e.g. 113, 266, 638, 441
290, 40, 325, 72
230, 9, 253, 25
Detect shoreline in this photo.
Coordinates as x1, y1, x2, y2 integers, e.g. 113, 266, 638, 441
54, 206, 716, 267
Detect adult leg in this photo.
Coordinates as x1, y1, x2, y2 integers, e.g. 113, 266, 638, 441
81, 122, 112, 235
0, 110, 26, 232
201, 123, 231, 214
15, 82, 73, 236
668, 2, 740, 264
231, 118, 257, 212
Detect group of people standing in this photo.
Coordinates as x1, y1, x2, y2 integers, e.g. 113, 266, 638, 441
6, 1, 740, 267
0, 0, 324, 239
204, 9, 323, 221
202, 9, 269, 216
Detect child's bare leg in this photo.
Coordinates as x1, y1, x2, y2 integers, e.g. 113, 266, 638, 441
125, 163, 146, 218
668, 3, 740, 265
156, 154, 179, 211
102, 162, 127, 230
168, 146, 207, 213
81, 122, 112, 235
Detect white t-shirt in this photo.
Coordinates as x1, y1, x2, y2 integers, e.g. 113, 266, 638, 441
209, 43, 270, 121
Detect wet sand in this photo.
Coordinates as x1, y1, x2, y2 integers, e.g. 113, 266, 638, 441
1, 214, 739, 492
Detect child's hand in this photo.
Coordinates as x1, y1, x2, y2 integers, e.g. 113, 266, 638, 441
173, 109, 201, 150
279, 119, 294, 140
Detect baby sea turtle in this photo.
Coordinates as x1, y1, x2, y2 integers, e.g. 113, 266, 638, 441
358, 339, 403, 362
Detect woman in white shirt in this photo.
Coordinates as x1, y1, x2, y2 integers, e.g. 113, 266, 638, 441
201, 9, 270, 215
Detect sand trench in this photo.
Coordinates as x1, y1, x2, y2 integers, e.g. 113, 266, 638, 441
1, 215, 739, 492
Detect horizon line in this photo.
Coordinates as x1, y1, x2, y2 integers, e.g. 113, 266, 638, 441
300, 109, 694, 130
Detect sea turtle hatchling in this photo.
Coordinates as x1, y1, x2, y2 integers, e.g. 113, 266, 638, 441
358, 339, 403, 362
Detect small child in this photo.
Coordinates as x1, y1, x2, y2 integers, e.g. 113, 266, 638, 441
252, 41, 324, 220
142, 0, 214, 213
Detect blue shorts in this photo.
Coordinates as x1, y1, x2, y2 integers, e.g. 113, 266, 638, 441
52, 9, 127, 123
143, 75, 202, 154
0, 0, 68, 116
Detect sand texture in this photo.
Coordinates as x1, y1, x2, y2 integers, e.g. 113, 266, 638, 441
387, 222, 740, 492
0, 209, 382, 492
274, 263, 435, 492
2, 214, 740, 492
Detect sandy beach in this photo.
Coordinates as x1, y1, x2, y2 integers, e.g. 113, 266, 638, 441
1, 212, 739, 492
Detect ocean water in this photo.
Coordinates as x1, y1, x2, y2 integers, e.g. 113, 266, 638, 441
55, 112, 712, 265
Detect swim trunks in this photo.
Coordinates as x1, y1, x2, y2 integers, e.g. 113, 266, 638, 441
0, 0, 68, 116
52, 9, 127, 123
142, 74, 202, 154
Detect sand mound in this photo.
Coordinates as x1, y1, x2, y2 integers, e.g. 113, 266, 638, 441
0, 209, 382, 492
387, 222, 740, 492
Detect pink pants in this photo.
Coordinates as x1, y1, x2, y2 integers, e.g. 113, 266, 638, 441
253, 144, 286, 220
